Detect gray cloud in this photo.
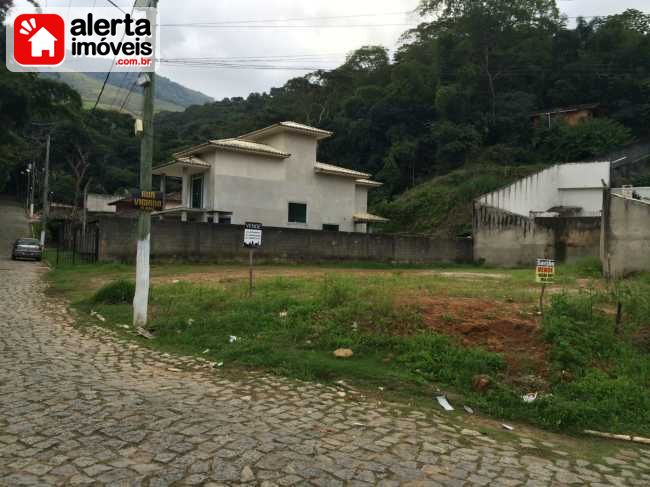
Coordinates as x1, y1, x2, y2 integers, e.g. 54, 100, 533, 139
49, 1, 650, 100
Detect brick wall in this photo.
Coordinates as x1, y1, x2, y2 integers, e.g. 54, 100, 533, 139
96, 216, 473, 264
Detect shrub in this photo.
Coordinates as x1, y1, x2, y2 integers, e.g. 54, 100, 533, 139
571, 257, 603, 279
92, 280, 135, 304
318, 275, 356, 308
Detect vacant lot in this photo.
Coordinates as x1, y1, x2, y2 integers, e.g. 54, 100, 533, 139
48, 259, 650, 437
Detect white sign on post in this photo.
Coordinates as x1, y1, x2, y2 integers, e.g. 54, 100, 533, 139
244, 222, 263, 248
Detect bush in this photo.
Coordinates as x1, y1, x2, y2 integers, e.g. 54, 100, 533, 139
571, 257, 603, 279
92, 280, 135, 304
318, 275, 356, 308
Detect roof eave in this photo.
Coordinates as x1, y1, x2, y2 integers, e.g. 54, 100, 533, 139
356, 179, 383, 188
238, 123, 333, 142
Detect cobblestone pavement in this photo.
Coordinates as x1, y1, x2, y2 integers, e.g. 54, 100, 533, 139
1, 203, 650, 486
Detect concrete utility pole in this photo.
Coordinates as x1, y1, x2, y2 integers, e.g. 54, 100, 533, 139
40, 134, 51, 246
133, 0, 159, 327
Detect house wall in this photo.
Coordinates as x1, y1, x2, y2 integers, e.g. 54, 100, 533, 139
602, 193, 650, 278
473, 204, 601, 267
476, 162, 610, 218
612, 187, 650, 200
95, 216, 473, 264
85, 194, 118, 213
201, 132, 361, 232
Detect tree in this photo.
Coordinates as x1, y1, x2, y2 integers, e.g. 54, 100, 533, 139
417, 0, 560, 120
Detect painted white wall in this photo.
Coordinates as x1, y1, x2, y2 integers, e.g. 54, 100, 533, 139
86, 193, 118, 213
612, 187, 650, 200
477, 162, 610, 217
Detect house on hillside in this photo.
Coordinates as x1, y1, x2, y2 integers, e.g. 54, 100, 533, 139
151, 121, 387, 233
531, 103, 600, 129
473, 161, 611, 266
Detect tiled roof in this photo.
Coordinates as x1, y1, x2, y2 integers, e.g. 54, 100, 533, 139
209, 138, 290, 158
314, 162, 370, 179
239, 121, 333, 141
153, 156, 211, 173
353, 212, 389, 223
355, 179, 383, 188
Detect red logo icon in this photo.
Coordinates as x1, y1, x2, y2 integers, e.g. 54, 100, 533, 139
13, 14, 65, 66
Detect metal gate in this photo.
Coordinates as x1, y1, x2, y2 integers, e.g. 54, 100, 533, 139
53, 221, 99, 265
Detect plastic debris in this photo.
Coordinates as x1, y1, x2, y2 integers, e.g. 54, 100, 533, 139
136, 327, 155, 340
216, 362, 224, 368
464, 405, 475, 415
202, 349, 210, 354
378, 386, 385, 392
187, 318, 195, 325
502, 424, 514, 431
172, 279, 180, 284
279, 311, 288, 318
229, 335, 238, 343
351, 321, 359, 332
522, 392, 538, 403
436, 395, 454, 411
90, 310, 106, 322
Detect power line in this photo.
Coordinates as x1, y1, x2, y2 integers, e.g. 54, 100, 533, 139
105, 0, 126, 14
159, 11, 413, 27
92, 0, 138, 110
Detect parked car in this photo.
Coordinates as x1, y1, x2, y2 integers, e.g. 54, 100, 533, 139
12, 238, 42, 261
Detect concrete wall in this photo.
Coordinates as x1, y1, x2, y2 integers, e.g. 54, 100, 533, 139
602, 193, 650, 278
85, 194, 119, 213
476, 162, 610, 218
473, 204, 601, 267
612, 187, 650, 200
96, 216, 473, 264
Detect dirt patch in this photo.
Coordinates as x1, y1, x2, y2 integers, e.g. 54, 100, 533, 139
410, 296, 548, 376
434, 272, 509, 280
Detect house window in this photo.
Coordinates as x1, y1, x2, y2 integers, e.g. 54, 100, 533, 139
322, 224, 339, 232
218, 214, 232, 225
288, 202, 307, 224
191, 175, 203, 209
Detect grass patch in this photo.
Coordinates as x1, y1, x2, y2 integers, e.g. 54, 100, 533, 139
92, 280, 135, 305
47, 261, 650, 437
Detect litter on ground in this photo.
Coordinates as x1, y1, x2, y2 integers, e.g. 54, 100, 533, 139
436, 395, 454, 411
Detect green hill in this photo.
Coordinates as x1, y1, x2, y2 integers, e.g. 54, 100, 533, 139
42, 72, 212, 114
374, 165, 544, 237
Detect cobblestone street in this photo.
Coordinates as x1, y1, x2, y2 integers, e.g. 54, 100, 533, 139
1, 200, 649, 486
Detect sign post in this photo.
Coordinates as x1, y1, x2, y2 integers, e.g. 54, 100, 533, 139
535, 258, 555, 317
243, 222, 263, 297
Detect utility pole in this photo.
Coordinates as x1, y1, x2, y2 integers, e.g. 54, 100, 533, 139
133, 0, 158, 327
28, 161, 36, 218
40, 134, 51, 246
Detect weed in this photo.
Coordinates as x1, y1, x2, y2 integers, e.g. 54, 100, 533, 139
92, 280, 135, 305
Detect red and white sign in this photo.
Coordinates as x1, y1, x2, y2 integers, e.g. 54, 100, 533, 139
13, 14, 65, 66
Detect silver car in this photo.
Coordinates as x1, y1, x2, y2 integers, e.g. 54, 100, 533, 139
12, 238, 43, 261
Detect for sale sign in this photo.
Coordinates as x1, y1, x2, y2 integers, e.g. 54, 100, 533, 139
536, 259, 555, 284
244, 222, 263, 249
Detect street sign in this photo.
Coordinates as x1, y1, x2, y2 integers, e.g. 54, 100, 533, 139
536, 259, 555, 284
244, 222, 263, 248
131, 191, 164, 212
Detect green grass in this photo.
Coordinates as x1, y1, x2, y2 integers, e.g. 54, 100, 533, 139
375, 164, 545, 236
47, 261, 650, 437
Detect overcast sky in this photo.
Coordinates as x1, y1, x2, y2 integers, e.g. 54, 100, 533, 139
39, 1, 650, 100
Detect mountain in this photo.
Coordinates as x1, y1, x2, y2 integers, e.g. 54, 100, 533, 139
41, 72, 213, 114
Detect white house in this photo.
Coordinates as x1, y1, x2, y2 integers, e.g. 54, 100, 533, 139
152, 122, 387, 233
29, 27, 57, 57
